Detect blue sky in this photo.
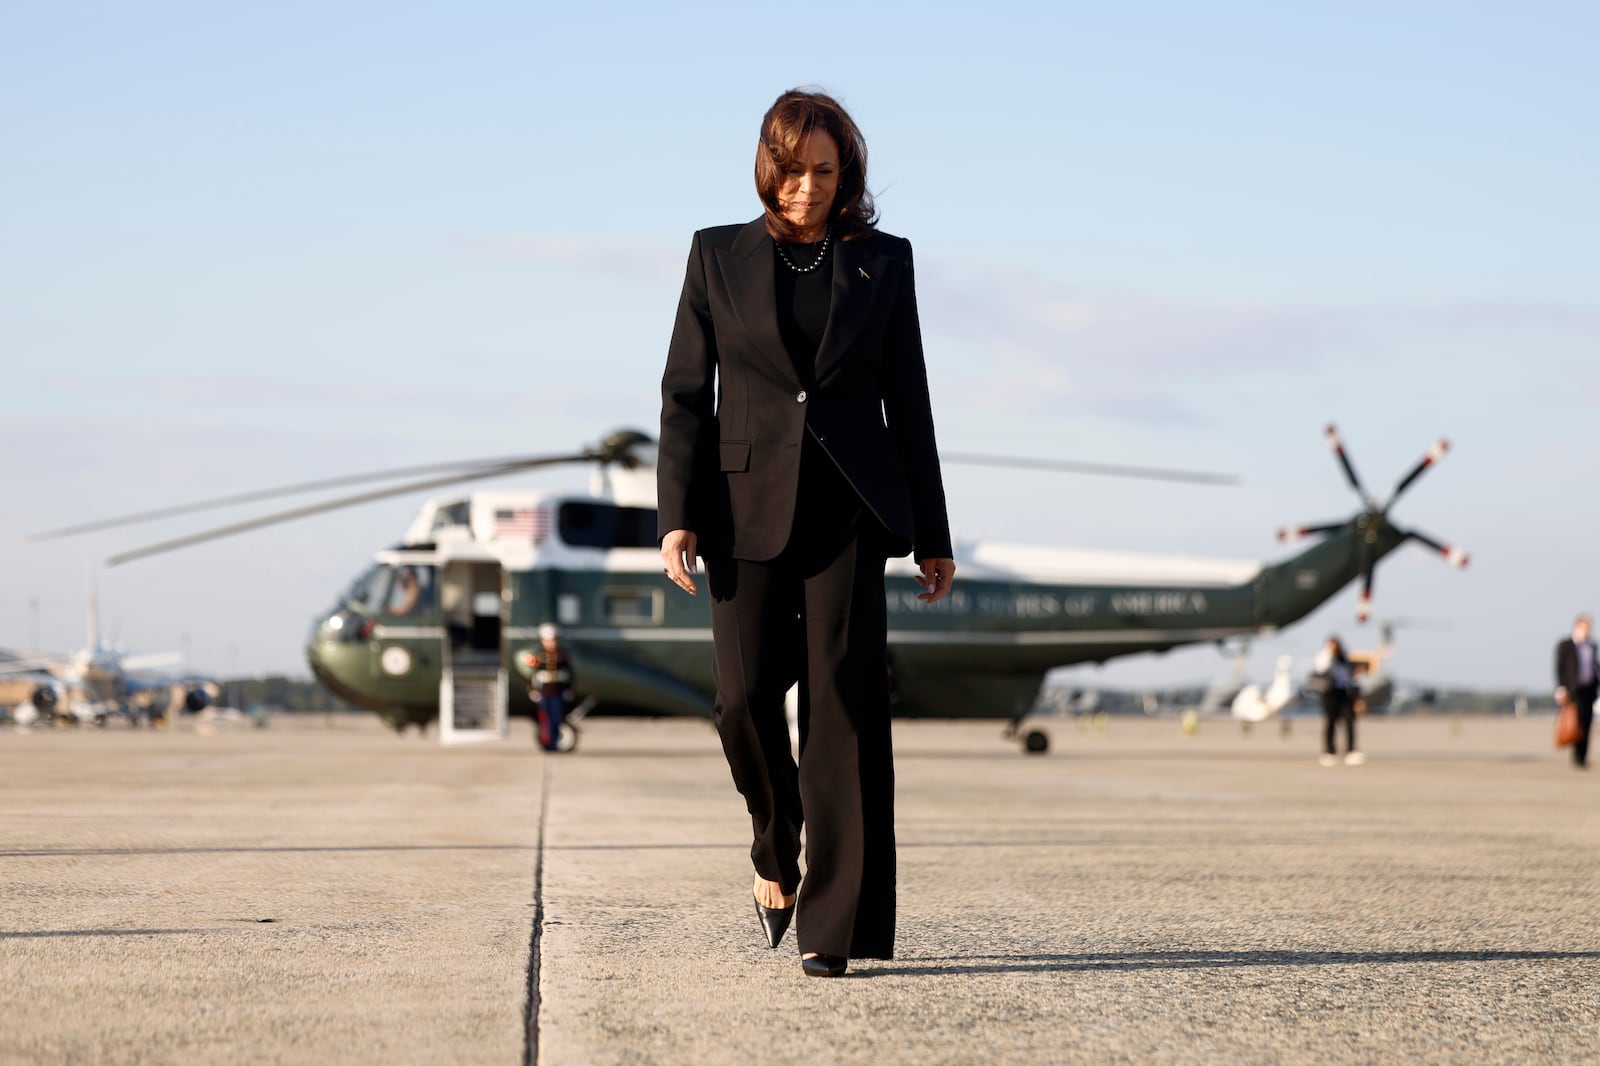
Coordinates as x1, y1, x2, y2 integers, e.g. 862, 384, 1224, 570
2, 2, 1595, 692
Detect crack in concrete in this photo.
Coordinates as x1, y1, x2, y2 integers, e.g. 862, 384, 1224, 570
523, 767, 552, 1066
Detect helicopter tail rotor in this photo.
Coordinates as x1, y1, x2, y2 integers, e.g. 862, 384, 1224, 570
1284, 427, 1468, 623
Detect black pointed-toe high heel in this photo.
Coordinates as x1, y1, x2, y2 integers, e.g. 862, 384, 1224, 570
801, 953, 848, 978
754, 896, 795, 949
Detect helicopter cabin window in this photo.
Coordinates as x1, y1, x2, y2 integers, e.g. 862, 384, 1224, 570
600, 586, 663, 626
431, 501, 471, 534
558, 502, 659, 550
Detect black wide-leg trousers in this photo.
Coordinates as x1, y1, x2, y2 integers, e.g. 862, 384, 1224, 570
1572, 685, 1596, 768
1322, 690, 1355, 755
705, 444, 896, 959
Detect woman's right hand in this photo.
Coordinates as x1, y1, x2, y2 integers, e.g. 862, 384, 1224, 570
661, 529, 699, 595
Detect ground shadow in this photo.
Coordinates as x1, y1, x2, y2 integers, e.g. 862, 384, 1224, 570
0, 928, 236, 939
870, 948, 1600, 977
544, 748, 720, 759
896, 749, 1568, 765
538, 837, 1319, 852
2, 844, 531, 858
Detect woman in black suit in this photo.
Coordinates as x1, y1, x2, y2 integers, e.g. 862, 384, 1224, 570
1316, 636, 1361, 766
657, 89, 955, 978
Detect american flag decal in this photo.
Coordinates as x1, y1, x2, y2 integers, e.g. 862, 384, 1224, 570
493, 507, 551, 542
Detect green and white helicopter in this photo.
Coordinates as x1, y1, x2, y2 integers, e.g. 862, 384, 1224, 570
33, 425, 1466, 753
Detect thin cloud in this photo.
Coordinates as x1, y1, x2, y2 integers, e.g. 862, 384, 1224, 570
43, 375, 329, 408
447, 232, 1600, 423
35, 373, 625, 422
918, 263, 1600, 422
920, 267, 1343, 421
454, 232, 684, 284
1417, 301, 1600, 331
925, 269, 1340, 376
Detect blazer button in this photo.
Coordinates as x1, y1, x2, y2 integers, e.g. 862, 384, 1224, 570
796, 390, 808, 403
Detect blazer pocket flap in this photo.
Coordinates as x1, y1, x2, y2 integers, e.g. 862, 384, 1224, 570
719, 440, 751, 472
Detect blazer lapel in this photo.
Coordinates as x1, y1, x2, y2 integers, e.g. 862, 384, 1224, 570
815, 237, 891, 384
714, 218, 795, 386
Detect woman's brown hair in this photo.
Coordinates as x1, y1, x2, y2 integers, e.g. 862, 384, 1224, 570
756, 88, 877, 242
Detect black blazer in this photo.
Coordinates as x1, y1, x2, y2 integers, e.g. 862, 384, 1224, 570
1556, 637, 1598, 693
657, 218, 952, 563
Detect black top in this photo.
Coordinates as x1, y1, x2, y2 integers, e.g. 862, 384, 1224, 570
771, 236, 862, 555
773, 238, 832, 385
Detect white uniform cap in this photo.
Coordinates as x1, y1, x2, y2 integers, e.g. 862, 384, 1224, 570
537, 623, 560, 640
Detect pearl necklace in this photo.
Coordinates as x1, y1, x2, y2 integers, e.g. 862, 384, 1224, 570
776, 230, 833, 274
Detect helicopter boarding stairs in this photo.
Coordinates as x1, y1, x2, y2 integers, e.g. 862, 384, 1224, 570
438, 563, 510, 746
439, 660, 508, 745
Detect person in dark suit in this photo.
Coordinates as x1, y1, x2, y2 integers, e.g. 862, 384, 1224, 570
1555, 614, 1597, 768
658, 89, 955, 979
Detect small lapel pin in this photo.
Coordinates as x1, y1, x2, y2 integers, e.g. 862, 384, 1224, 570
858, 267, 871, 280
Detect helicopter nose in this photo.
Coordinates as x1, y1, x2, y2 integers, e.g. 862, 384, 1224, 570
305, 616, 331, 670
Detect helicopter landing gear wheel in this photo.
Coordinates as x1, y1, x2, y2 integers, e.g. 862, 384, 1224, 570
553, 721, 580, 754
1022, 729, 1050, 755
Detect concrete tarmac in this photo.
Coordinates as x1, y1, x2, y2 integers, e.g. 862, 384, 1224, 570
3, 712, 1598, 1065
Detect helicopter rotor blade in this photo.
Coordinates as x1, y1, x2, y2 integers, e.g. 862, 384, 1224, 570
1356, 543, 1376, 624
942, 453, 1238, 486
1403, 528, 1470, 569
1384, 438, 1450, 511
1276, 521, 1345, 543
105, 455, 589, 567
36, 431, 1223, 545
23, 453, 569, 544
1324, 424, 1371, 506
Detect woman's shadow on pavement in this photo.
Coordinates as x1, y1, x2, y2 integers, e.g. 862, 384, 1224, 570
864, 948, 1600, 978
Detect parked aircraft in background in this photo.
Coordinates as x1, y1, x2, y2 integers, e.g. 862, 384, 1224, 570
0, 568, 214, 727
1230, 656, 1299, 723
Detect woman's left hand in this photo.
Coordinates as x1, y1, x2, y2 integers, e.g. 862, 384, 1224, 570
914, 557, 956, 604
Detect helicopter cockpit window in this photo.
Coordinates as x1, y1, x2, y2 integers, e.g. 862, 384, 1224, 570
344, 564, 439, 620
558, 503, 660, 550
360, 568, 395, 615
384, 565, 437, 618
345, 564, 389, 611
